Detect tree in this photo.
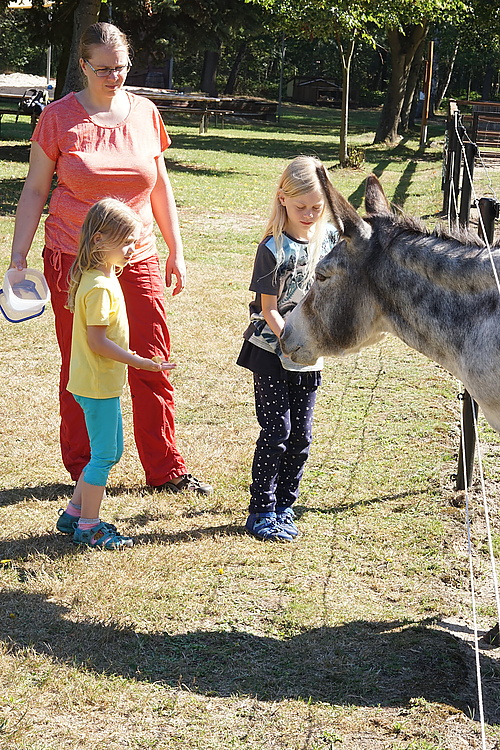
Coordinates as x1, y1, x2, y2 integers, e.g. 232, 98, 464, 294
135, 0, 266, 95
374, 22, 428, 143
372, 0, 470, 144
61, 0, 102, 95
251, 0, 380, 165
447, 0, 500, 101
433, 29, 460, 112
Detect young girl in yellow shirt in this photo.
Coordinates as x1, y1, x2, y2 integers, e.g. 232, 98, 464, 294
57, 198, 174, 549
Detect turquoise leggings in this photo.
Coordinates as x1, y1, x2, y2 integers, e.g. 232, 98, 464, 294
73, 395, 123, 487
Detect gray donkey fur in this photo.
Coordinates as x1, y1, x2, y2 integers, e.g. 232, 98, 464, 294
281, 175, 500, 433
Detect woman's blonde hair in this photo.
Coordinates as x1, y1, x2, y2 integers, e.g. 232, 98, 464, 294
79, 22, 130, 59
67, 198, 141, 312
263, 155, 332, 283
79, 22, 131, 85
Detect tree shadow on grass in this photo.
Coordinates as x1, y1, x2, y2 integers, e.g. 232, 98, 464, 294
297, 488, 431, 518
1, 590, 499, 722
0, 143, 30, 162
0, 176, 26, 214
0, 483, 74, 507
169, 133, 342, 162
163, 157, 240, 178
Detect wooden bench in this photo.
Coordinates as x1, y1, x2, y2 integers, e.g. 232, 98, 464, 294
0, 109, 38, 137
155, 104, 236, 133
0, 93, 39, 136
129, 88, 278, 133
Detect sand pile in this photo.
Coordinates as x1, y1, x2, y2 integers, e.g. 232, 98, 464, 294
0, 73, 56, 95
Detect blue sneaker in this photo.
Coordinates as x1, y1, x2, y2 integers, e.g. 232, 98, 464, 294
276, 507, 299, 538
73, 522, 133, 550
56, 509, 117, 535
56, 509, 79, 534
245, 512, 294, 542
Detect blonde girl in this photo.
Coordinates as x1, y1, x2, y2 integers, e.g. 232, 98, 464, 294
237, 156, 338, 541
57, 198, 175, 550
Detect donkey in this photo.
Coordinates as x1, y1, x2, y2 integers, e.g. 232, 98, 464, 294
280, 174, 500, 434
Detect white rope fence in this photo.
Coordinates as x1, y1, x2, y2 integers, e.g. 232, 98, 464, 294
451, 114, 500, 749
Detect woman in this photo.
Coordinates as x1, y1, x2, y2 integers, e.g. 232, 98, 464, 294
9, 22, 212, 496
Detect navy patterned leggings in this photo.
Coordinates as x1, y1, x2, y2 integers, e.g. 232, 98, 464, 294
249, 373, 319, 514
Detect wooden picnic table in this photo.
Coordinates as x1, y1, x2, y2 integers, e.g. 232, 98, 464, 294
125, 87, 277, 133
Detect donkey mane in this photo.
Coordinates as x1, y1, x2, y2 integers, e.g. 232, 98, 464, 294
365, 210, 500, 295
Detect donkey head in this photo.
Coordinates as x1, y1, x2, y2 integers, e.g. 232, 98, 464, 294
280, 175, 390, 364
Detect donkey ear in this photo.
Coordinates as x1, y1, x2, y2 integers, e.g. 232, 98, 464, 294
322, 177, 372, 241
365, 174, 391, 215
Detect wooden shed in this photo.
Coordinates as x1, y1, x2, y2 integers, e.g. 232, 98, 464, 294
286, 76, 342, 105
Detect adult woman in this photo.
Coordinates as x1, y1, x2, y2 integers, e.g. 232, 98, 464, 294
9, 22, 212, 495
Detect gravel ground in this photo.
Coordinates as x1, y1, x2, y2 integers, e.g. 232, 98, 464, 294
0, 72, 55, 95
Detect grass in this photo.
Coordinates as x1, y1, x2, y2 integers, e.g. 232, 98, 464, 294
0, 103, 500, 749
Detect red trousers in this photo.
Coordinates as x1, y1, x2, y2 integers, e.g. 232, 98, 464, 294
44, 249, 187, 486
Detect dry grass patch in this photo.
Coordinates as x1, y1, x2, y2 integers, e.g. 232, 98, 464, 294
1, 107, 500, 749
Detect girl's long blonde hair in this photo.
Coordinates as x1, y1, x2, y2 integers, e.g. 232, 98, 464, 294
263, 155, 332, 283
67, 198, 141, 312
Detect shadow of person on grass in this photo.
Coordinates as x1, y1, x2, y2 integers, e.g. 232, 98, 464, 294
0, 513, 247, 564
1, 591, 499, 724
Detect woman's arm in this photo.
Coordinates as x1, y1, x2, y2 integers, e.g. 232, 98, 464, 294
150, 155, 186, 296
87, 326, 175, 372
10, 142, 56, 270
261, 294, 285, 338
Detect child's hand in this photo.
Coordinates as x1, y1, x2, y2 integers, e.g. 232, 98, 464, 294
151, 355, 176, 371
133, 355, 176, 372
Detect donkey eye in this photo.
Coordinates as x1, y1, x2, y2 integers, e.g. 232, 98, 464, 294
315, 272, 327, 282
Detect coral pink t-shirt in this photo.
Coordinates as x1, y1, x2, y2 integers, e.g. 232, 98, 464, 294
32, 91, 171, 263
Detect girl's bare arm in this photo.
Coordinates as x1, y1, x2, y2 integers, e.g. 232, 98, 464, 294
261, 294, 285, 338
87, 326, 175, 372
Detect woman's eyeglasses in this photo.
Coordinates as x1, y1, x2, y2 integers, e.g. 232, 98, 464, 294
84, 60, 131, 78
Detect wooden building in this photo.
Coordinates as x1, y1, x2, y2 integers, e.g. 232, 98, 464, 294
286, 76, 342, 106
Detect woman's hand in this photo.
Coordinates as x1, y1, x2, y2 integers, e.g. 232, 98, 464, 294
165, 252, 186, 296
10, 252, 28, 271
151, 154, 187, 296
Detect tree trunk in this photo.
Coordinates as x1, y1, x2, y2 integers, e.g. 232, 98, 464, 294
54, 30, 72, 100
374, 46, 388, 91
482, 64, 495, 101
61, 0, 102, 96
373, 23, 428, 144
200, 48, 219, 96
400, 37, 426, 132
338, 37, 355, 167
224, 42, 247, 95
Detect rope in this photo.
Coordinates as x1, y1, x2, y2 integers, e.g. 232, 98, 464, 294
470, 399, 500, 626
458, 397, 487, 750
449, 114, 500, 745
453, 115, 500, 295
461, 121, 498, 201
447, 144, 461, 225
